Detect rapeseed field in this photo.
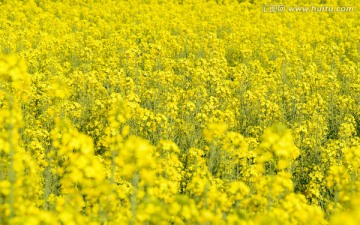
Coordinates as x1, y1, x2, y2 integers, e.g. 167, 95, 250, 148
0, 0, 359, 224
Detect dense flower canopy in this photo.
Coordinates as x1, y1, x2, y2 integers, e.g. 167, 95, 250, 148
0, 0, 359, 224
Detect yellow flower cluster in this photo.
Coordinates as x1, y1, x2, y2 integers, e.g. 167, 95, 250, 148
0, 0, 359, 224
